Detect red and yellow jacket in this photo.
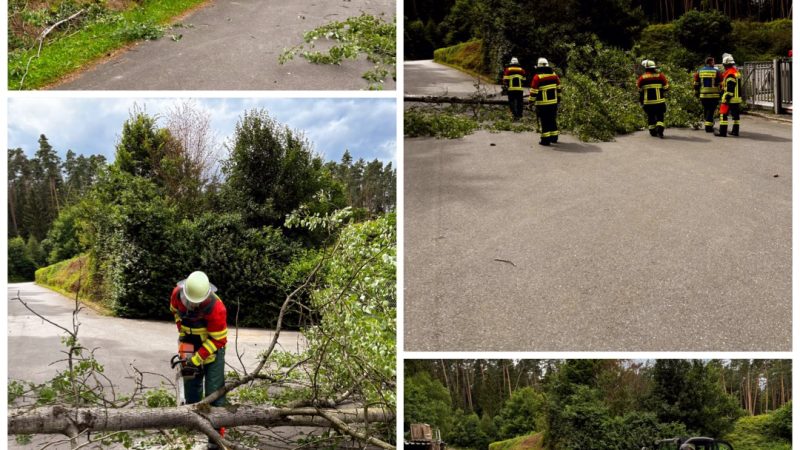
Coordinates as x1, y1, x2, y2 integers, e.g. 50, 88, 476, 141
529, 68, 561, 106
170, 285, 228, 365
720, 67, 742, 104
637, 71, 670, 105
503, 65, 527, 91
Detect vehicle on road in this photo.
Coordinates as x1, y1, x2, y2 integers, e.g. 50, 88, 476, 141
405, 423, 446, 450
647, 436, 734, 450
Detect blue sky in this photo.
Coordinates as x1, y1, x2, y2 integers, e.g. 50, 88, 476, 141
7, 98, 397, 164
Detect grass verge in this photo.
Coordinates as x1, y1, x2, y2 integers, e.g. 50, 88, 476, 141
488, 433, 544, 450
9, 0, 208, 90
433, 40, 492, 81
35, 254, 112, 316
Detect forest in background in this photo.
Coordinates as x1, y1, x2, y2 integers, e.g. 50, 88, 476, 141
405, 359, 792, 450
8, 101, 396, 330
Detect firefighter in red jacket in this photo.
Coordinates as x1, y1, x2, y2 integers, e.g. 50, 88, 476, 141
694, 56, 723, 132
503, 57, 527, 121
529, 58, 562, 146
170, 271, 228, 449
637, 59, 670, 138
716, 54, 742, 137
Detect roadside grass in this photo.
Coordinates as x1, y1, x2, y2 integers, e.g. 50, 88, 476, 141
433, 39, 493, 81
405, 104, 537, 139
488, 432, 545, 450
34, 253, 113, 316
8, 0, 207, 90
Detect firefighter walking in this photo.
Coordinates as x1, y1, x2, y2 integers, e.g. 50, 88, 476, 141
694, 56, 723, 132
170, 271, 229, 450
637, 60, 670, 138
502, 57, 527, 121
716, 54, 742, 137
529, 58, 562, 146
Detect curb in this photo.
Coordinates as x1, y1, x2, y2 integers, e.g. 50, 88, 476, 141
746, 111, 792, 124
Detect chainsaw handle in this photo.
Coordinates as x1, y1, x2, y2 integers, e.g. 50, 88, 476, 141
170, 354, 184, 369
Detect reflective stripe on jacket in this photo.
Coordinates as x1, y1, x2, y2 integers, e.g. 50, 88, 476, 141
530, 70, 561, 106
721, 67, 742, 104
503, 66, 527, 91
170, 285, 228, 365
637, 71, 670, 105
694, 66, 722, 98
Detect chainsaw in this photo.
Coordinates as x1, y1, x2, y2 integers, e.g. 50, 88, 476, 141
170, 342, 198, 405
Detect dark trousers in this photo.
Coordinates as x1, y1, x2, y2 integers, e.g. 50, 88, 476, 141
719, 103, 741, 136
185, 347, 226, 449
643, 103, 666, 136
701, 98, 719, 131
508, 90, 524, 119
536, 104, 559, 142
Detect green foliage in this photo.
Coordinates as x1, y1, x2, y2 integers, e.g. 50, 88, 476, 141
114, 21, 165, 42
673, 10, 732, 61
731, 19, 792, 62
404, 107, 479, 138
231, 383, 271, 405
9, 236, 36, 281
35, 254, 95, 306
25, 235, 47, 268
300, 213, 396, 409
433, 40, 485, 75
448, 410, 489, 449
647, 360, 745, 437
144, 386, 177, 407
495, 387, 546, 439
43, 204, 86, 264
223, 109, 342, 231
279, 13, 396, 90
404, 372, 453, 437
724, 406, 792, 450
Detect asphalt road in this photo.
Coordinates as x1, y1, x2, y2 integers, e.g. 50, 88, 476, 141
404, 59, 503, 97
9, 282, 307, 449
54, 0, 395, 90
404, 120, 792, 351
8, 282, 303, 387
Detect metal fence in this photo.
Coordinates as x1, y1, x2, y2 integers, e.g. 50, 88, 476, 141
740, 58, 792, 113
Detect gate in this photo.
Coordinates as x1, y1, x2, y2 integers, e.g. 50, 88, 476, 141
741, 58, 792, 113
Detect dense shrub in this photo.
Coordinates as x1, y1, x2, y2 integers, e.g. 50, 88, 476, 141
43, 204, 86, 265
405, 372, 453, 437
731, 19, 792, 62
9, 236, 36, 281
724, 406, 792, 450
674, 10, 732, 62
495, 387, 546, 440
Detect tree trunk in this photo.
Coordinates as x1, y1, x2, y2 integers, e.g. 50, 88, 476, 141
9, 405, 392, 436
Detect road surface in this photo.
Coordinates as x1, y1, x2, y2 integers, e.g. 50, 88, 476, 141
405, 59, 503, 97
54, 0, 395, 90
404, 120, 792, 351
9, 282, 306, 449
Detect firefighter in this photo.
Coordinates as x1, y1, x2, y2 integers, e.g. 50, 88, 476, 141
529, 57, 562, 146
694, 56, 723, 132
637, 59, 670, 138
716, 54, 742, 137
502, 57, 527, 121
170, 271, 228, 449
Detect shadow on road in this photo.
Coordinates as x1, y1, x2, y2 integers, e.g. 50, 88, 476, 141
548, 142, 602, 153
662, 135, 713, 143
730, 131, 791, 143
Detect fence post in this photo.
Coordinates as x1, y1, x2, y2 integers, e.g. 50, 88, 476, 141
773, 59, 782, 114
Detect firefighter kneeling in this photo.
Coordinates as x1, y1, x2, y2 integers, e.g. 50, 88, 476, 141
529, 58, 562, 146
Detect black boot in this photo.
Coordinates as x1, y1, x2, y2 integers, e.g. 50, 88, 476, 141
539, 139, 550, 146
731, 124, 739, 136
657, 126, 664, 138
705, 125, 714, 133
716, 125, 727, 137
550, 135, 558, 143
649, 128, 657, 137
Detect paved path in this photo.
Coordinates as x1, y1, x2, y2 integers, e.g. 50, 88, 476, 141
55, 0, 395, 90
404, 59, 502, 97
8, 282, 304, 389
404, 119, 792, 351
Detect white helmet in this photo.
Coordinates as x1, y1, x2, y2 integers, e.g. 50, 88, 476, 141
643, 60, 656, 69
722, 54, 735, 65
537, 58, 549, 67
510, 57, 519, 65
182, 271, 211, 304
